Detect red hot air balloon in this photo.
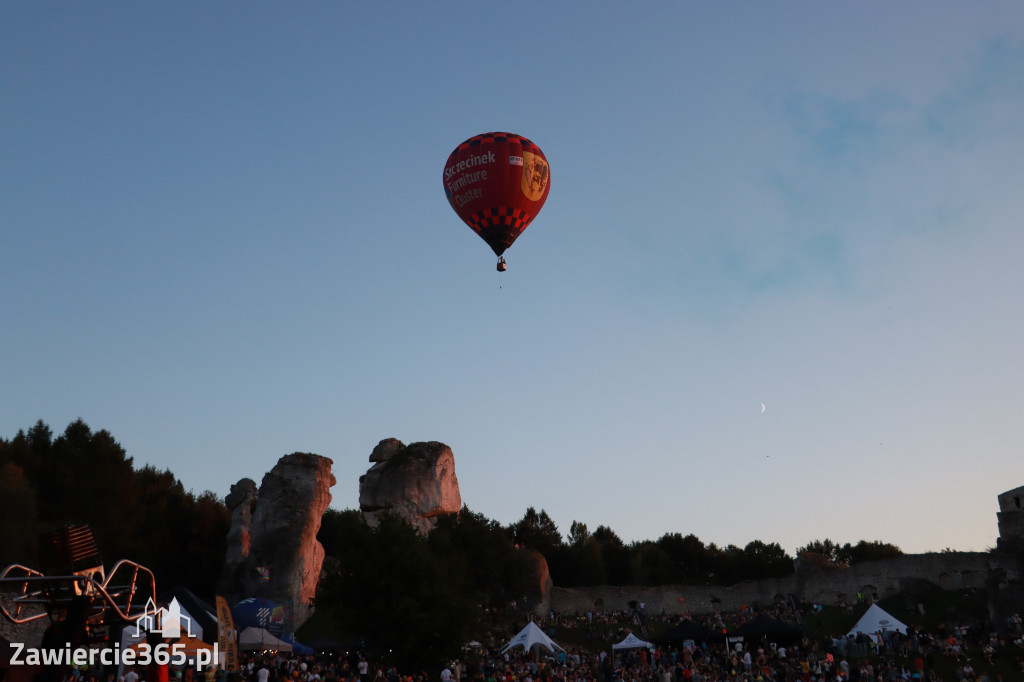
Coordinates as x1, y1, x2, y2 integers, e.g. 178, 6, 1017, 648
443, 132, 550, 271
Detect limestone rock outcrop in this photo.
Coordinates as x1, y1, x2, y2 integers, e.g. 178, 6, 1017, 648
218, 453, 335, 630
359, 439, 461, 533
524, 548, 554, 618
222, 478, 257, 571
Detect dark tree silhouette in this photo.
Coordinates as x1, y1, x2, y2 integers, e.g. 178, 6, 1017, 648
0, 419, 229, 599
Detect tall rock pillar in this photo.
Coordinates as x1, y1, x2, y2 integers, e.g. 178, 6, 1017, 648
219, 453, 335, 630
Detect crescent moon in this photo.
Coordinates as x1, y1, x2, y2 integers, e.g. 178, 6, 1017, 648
761, 402, 766, 414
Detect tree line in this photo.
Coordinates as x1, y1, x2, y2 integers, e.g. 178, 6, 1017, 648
506, 507, 903, 587
0, 419, 230, 599
1, 419, 904, 670
314, 505, 904, 670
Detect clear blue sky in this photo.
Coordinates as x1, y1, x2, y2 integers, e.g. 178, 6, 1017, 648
3, 2, 1022, 556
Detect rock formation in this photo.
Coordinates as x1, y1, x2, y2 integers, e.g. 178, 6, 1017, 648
218, 453, 335, 630
359, 439, 461, 533
222, 478, 258, 573
997, 485, 1024, 551
523, 548, 554, 618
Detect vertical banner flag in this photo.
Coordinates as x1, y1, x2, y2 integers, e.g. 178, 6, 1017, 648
215, 596, 238, 671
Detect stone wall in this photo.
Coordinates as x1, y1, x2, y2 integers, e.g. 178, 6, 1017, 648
550, 552, 990, 616
998, 486, 1024, 551
553, 487, 1024, 618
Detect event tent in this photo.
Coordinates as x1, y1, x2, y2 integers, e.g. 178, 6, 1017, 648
280, 632, 313, 655
172, 635, 215, 656
501, 621, 564, 653
238, 626, 293, 652
157, 587, 217, 642
734, 615, 803, 645
846, 604, 908, 637
612, 633, 654, 650
307, 635, 345, 652
118, 595, 210, 654
655, 621, 721, 645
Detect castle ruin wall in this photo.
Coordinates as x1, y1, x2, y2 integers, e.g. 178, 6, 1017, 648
550, 552, 990, 616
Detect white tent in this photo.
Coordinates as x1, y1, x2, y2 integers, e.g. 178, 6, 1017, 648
129, 597, 206, 641
846, 604, 908, 637
501, 621, 565, 653
612, 633, 654, 650
238, 626, 293, 652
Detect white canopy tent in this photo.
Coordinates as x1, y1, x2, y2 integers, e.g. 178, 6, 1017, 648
612, 633, 654, 650
239, 626, 293, 652
124, 598, 206, 643
846, 604, 908, 637
501, 621, 565, 653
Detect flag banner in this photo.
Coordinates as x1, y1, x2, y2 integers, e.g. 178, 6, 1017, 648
215, 596, 238, 671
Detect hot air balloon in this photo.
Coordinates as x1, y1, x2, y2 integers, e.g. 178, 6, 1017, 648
443, 132, 550, 271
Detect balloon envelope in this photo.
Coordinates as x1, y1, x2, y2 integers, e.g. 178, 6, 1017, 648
443, 132, 550, 257
231, 598, 286, 637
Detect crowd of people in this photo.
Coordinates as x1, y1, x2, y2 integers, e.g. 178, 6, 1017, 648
190, 604, 1024, 682
10, 603, 1023, 682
